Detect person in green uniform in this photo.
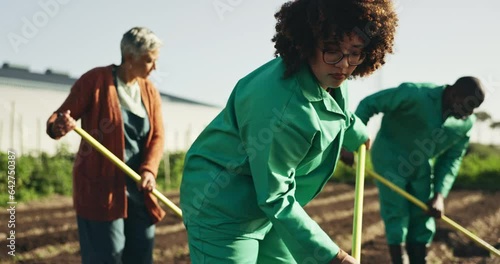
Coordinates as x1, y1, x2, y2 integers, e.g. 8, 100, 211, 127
180, 0, 398, 263
353, 77, 485, 264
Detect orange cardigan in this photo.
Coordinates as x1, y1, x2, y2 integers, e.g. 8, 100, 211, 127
46, 65, 166, 223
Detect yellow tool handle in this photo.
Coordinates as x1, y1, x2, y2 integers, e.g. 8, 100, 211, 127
352, 144, 367, 261
73, 127, 183, 218
366, 169, 499, 257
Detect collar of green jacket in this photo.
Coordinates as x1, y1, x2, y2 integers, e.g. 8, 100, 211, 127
295, 64, 346, 117
426, 84, 475, 134
427, 84, 446, 100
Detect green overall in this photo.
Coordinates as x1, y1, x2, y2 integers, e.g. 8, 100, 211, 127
180, 57, 368, 263
355, 83, 474, 245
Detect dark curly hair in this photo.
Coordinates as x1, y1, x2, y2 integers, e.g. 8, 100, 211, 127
272, 0, 398, 78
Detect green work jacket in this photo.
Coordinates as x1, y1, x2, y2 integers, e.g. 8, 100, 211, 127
355, 83, 475, 197
180, 57, 368, 261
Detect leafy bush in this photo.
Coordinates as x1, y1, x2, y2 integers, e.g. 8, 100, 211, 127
0, 146, 186, 206
0, 145, 73, 205
157, 151, 186, 191
0, 143, 498, 205
331, 144, 500, 191
466, 143, 500, 158
454, 145, 500, 190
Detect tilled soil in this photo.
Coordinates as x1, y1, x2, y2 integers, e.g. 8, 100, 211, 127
1, 183, 499, 264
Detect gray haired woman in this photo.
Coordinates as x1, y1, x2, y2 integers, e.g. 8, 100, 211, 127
46, 27, 165, 264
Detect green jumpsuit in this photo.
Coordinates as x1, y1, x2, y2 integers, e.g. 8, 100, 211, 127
355, 82, 475, 245
180, 57, 368, 263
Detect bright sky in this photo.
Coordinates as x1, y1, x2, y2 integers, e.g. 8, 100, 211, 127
2, 0, 500, 125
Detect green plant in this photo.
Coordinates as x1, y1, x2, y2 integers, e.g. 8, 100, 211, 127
157, 151, 186, 191
0, 142, 498, 206
0, 144, 74, 205
330, 144, 500, 191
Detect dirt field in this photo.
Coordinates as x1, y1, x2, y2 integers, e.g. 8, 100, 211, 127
1, 183, 499, 264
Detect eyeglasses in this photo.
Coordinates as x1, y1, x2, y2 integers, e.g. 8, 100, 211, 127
322, 50, 366, 66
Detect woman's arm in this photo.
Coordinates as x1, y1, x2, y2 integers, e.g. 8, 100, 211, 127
140, 87, 165, 178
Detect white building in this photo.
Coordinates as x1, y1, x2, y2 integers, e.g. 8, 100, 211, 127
0, 63, 222, 155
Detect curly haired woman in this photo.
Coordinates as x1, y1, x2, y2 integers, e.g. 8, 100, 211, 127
180, 0, 398, 263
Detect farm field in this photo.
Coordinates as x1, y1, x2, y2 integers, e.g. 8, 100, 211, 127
1, 183, 499, 264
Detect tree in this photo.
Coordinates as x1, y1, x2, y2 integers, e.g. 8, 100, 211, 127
474, 111, 492, 144
475, 111, 492, 122
489, 121, 500, 146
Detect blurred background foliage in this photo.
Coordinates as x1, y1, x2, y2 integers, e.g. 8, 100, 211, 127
0, 142, 499, 205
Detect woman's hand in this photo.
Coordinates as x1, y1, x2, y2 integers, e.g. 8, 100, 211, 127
340, 137, 371, 167
139, 170, 156, 192
51, 110, 76, 138
340, 148, 355, 166
330, 249, 359, 264
363, 138, 371, 150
